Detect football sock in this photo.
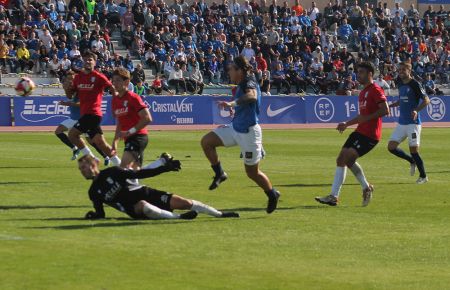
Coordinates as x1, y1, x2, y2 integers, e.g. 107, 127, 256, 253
91, 142, 107, 158
110, 155, 121, 166
56, 133, 75, 149
191, 200, 222, 217
212, 162, 224, 177
350, 162, 370, 189
389, 147, 415, 164
142, 202, 180, 219
411, 153, 426, 178
80, 147, 93, 157
142, 158, 165, 170
331, 166, 347, 198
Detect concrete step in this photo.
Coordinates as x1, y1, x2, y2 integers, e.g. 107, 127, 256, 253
1, 74, 60, 85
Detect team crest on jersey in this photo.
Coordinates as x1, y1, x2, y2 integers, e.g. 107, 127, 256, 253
106, 177, 114, 184
91, 76, 96, 83
364, 92, 369, 99
123, 100, 128, 107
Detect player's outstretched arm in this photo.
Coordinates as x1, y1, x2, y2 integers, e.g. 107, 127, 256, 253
121, 159, 182, 179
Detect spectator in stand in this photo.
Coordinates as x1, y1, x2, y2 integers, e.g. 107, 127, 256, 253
188, 62, 204, 94
374, 74, 391, 94
272, 62, 290, 94
168, 63, 187, 94
336, 74, 357, 96
17, 42, 33, 73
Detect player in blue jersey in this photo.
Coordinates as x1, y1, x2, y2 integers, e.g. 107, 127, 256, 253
388, 61, 430, 184
55, 71, 110, 164
200, 56, 281, 214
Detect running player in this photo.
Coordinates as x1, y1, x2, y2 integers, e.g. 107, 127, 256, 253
111, 68, 151, 170
388, 61, 430, 184
78, 155, 239, 220
315, 62, 389, 207
200, 56, 280, 214
63, 51, 120, 165
56, 71, 110, 164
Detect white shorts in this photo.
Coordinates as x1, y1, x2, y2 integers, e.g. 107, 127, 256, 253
60, 118, 77, 130
213, 124, 262, 166
389, 124, 422, 147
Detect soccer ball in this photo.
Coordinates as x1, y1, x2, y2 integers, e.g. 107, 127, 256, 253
15, 77, 36, 96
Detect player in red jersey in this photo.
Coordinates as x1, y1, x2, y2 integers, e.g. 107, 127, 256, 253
64, 51, 121, 165
315, 62, 389, 207
111, 68, 152, 170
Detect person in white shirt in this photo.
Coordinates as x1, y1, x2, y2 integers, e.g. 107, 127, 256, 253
392, 3, 405, 20
168, 63, 187, 94
240, 0, 253, 14
309, 1, 320, 21
39, 29, 54, 51
60, 54, 71, 71
69, 45, 81, 59
311, 57, 323, 72
312, 46, 324, 64
231, 0, 241, 15
241, 42, 255, 61
290, 19, 302, 33
374, 74, 391, 94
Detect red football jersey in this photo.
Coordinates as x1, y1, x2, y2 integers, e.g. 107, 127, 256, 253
73, 70, 112, 116
355, 83, 387, 141
112, 91, 148, 137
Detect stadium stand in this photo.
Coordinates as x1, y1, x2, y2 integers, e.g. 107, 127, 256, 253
0, 0, 448, 96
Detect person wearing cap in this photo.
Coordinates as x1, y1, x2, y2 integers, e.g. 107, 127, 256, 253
201, 55, 281, 213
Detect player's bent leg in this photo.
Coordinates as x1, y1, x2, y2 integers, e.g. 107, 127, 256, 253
244, 163, 280, 214
55, 124, 79, 159
68, 126, 90, 157
91, 134, 121, 166
201, 131, 228, 190
86, 136, 110, 165
120, 151, 138, 169
388, 141, 415, 167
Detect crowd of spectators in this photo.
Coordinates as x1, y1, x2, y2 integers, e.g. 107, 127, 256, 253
0, 0, 448, 95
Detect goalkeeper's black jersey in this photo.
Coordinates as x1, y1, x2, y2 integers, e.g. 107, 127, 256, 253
88, 166, 167, 217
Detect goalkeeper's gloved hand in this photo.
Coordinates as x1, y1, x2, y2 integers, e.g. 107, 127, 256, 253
165, 158, 182, 172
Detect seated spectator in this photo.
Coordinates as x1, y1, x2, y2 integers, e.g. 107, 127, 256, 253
374, 74, 391, 94
133, 79, 148, 97
168, 63, 187, 94
151, 74, 163, 95
205, 54, 220, 84
338, 19, 353, 41
131, 63, 145, 86
17, 42, 34, 73
272, 62, 290, 94
423, 74, 443, 95
187, 62, 204, 94
336, 74, 357, 95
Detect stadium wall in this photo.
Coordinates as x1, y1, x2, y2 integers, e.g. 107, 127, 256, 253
3, 95, 449, 126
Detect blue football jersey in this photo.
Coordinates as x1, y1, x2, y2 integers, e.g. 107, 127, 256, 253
397, 79, 427, 125
69, 95, 81, 120
232, 75, 261, 133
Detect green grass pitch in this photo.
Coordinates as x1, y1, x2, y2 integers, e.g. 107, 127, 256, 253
0, 128, 449, 290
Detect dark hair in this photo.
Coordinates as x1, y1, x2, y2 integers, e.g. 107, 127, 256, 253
357, 61, 375, 75
233, 55, 253, 74
82, 50, 97, 60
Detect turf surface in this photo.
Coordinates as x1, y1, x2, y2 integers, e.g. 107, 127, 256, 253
0, 128, 449, 290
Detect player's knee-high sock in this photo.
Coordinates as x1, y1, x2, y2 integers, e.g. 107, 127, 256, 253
331, 166, 347, 197
80, 146, 93, 157
411, 153, 426, 178
110, 155, 121, 166
191, 200, 222, 217
350, 162, 369, 189
211, 162, 224, 177
142, 203, 180, 219
142, 158, 166, 169
90, 143, 107, 158
389, 147, 415, 163
56, 133, 76, 150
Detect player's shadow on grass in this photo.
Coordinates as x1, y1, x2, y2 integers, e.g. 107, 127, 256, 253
221, 205, 322, 212
24, 217, 262, 230
0, 181, 50, 186
0, 205, 89, 210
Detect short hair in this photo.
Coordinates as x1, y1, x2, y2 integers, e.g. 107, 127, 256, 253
357, 61, 375, 75
399, 61, 412, 70
82, 50, 97, 60
112, 67, 131, 80
78, 154, 96, 164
